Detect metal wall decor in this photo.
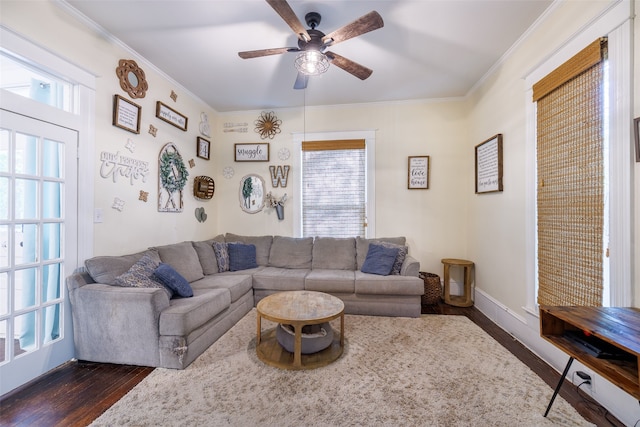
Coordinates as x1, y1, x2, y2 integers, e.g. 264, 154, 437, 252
269, 165, 290, 188
115, 59, 148, 99
254, 111, 282, 139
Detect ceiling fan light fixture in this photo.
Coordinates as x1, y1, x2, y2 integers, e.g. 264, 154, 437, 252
294, 51, 329, 76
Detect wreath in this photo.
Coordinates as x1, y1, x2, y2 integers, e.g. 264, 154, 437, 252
160, 150, 189, 193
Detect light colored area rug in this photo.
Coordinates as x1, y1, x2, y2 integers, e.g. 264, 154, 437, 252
91, 310, 592, 426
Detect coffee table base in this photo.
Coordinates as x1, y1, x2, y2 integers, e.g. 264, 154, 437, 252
256, 327, 344, 370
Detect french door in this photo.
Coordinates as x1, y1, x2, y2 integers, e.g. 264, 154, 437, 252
0, 109, 78, 395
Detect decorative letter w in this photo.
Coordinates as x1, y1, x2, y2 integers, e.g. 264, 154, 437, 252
269, 165, 290, 188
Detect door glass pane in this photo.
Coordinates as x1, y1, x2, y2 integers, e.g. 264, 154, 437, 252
0, 272, 7, 314
15, 133, 37, 175
14, 311, 36, 355
15, 224, 37, 265
0, 177, 8, 219
43, 182, 61, 219
42, 303, 60, 344
15, 268, 36, 310
42, 139, 63, 178
0, 225, 7, 267
0, 319, 6, 363
42, 224, 60, 260
42, 263, 60, 302
15, 178, 38, 220
0, 129, 8, 172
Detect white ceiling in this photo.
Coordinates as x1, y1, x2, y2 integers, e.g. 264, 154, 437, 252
63, 0, 553, 112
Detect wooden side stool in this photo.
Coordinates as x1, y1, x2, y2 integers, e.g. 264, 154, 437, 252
441, 258, 474, 307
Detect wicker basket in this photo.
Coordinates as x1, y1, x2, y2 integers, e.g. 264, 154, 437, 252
419, 272, 441, 305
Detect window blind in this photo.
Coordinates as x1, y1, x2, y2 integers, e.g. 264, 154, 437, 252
535, 38, 607, 306
301, 139, 366, 238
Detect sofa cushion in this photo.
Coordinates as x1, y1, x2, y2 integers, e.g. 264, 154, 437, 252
361, 244, 399, 276
84, 249, 159, 285
354, 271, 424, 296
154, 241, 204, 283
192, 235, 224, 275
225, 233, 273, 266
159, 288, 230, 336
305, 269, 355, 293
114, 253, 172, 298
191, 274, 253, 302
312, 237, 356, 270
153, 263, 193, 297
228, 243, 258, 271
376, 241, 408, 275
356, 237, 406, 270
212, 241, 230, 272
252, 267, 308, 291
269, 236, 313, 269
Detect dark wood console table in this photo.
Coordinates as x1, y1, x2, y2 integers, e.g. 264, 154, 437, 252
539, 306, 640, 416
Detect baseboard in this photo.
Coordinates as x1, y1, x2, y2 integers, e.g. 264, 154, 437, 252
473, 287, 640, 426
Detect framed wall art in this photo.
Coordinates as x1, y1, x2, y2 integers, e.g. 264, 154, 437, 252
239, 174, 265, 213
634, 117, 640, 162
408, 156, 429, 189
156, 101, 188, 131
475, 134, 503, 194
112, 94, 141, 134
234, 143, 269, 162
197, 137, 210, 160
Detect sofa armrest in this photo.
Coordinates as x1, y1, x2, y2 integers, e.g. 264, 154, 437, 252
400, 255, 420, 277
66, 273, 170, 366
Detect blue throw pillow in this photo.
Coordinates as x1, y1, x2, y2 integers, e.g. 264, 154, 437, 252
361, 244, 400, 276
228, 243, 258, 271
153, 263, 193, 297
212, 241, 230, 272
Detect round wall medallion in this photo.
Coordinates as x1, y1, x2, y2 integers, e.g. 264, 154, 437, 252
278, 147, 290, 160
254, 111, 282, 140
115, 59, 148, 99
223, 166, 234, 179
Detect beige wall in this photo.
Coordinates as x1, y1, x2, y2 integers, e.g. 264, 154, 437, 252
1, 0, 636, 312
1, 1, 219, 256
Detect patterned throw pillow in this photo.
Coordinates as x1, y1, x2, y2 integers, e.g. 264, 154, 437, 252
360, 244, 400, 276
212, 241, 230, 272
378, 242, 408, 275
228, 243, 258, 271
114, 254, 172, 298
153, 263, 193, 297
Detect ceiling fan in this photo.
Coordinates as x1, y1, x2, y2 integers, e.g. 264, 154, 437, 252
238, 0, 384, 89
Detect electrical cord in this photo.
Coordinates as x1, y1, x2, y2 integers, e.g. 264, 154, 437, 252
575, 381, 620, 426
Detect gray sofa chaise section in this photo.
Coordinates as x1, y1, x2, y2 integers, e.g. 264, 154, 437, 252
66, 234, 423, 369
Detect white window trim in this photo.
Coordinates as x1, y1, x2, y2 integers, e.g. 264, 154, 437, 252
523, 0, 633, 314
292, 130, 376, 238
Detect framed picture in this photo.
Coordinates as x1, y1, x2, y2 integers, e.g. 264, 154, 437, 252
234, 143, 269, 162
197, 137, 210, 160
156, 101, 188, 131
634, 117, 640, 162
112, 94, 141, 134
475, 134, 503, 194
408, 156, 429, 189
238, 174, 265, 213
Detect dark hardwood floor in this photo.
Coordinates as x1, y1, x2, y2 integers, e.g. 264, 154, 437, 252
0, 303, 624, 427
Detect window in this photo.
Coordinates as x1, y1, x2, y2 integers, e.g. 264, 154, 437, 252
301, 139, 366, 237
534, 39, 608, 306
293, 130, 376, 238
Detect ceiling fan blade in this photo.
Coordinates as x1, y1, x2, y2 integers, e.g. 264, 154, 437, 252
325, 51, 373, 80
322, 11, 384, 46
238, 47, 297, 59
266, 0, 310, 42
293, 72, 309, 90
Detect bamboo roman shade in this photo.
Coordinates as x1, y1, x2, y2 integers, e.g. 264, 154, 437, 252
535, 38, 607, 306
301, 139, 366, 238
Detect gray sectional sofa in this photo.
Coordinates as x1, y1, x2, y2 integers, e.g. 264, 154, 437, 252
66, 234, 423, 369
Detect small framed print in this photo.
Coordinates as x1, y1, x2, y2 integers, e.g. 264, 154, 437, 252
234, 143, 269, 162
475, 134, 503, 194
634, 117, 640, 162
156, 101, 188, 131
197, 137, 210, 160
112, 95, 141, 134
408, 156, 429, 189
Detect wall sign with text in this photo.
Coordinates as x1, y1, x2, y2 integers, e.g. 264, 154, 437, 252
234, 143, 269, 162
475, 134, 503, 194
408, 156, 430, 189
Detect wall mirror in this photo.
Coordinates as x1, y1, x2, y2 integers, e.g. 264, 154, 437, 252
238, 174, 265, 214
116, 59, 148, 99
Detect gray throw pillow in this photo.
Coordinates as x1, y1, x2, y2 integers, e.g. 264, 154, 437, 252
84, 249, 159, 285
377, 241, 408, 275
212, 241, 230, 272
114, 253, 172, 298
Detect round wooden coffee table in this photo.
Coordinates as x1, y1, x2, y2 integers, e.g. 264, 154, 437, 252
256, 290, 345, 370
